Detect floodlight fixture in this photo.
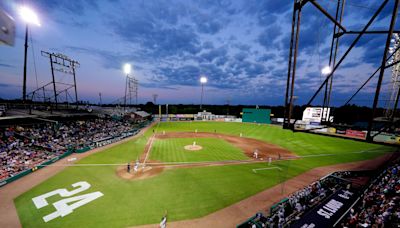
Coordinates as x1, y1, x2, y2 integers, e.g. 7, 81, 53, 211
19, 6, 41, 26
20, 5, 41, 101
199, 76, 208, 109
124, 63, 132, 75
200, 76, 207, 84
321, 66, 332, 75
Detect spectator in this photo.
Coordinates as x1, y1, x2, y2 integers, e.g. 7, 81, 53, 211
0, 118, 138, 181
341, 161, 400, 227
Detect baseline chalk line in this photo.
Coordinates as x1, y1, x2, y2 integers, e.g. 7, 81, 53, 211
252, 166, 282, 173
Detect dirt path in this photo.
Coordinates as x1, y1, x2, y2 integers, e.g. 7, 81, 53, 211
133, 153, 395, 228
0, 122, 156, 228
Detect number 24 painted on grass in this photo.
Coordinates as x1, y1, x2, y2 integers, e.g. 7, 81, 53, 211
32, 181, 103, 222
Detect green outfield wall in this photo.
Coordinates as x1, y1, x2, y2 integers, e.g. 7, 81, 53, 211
242, 108, 271, 124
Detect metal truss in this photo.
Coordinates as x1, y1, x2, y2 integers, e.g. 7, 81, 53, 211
283, 0, 400, 142
28, 51, 80, 108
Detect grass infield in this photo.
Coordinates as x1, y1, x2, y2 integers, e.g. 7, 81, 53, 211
150, 137, 248, 162
14, 122, 395, 227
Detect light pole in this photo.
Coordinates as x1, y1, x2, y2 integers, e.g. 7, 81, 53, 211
321, 66, 332, 121
289, 96, 298, 124
123, 63, 131, 111
200, 76, 207, 110
19, 6, 41, 102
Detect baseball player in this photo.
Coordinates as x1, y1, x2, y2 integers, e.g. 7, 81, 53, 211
160, 212, 167, 228
253, 149, 258, 159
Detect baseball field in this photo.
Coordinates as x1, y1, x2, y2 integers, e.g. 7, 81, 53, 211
12, 121, 396, 227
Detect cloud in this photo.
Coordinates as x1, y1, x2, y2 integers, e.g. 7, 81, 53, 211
258, 25, 282, 48
0, 83, 18, 88
112, 19, 201, 58
244, 0, 292, 25
33, 0, 98, 14
3, 0, 395, 105
234, 51, 247, 61
65, 46, 131, 70
0, 63, 14, 68
199, 46, 229, 63
192, 13, 224, 34
257, 53, 277, 62
202, 41, 214, 50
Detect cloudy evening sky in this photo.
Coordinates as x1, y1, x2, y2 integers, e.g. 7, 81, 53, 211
0, 0, 398, 106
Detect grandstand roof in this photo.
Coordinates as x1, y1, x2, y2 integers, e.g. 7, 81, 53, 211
134, 111, 150, 118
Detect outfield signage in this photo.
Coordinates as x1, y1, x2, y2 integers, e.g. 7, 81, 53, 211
336, 129, 346, 134
345, 130, 366, 139
302, 107, 330, 123
291, 189, 358, 228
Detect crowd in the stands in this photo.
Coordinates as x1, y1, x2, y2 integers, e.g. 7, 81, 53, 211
341, 161, 400, 228
0, 118, 134, 181
242, 175, 346, 228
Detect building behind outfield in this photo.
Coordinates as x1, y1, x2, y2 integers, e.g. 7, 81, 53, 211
242, 108, 271, 124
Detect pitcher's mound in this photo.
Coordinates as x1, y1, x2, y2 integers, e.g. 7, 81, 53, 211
184, 145, 203, 151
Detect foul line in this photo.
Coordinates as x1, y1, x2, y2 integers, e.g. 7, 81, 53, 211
282, 147, 392, 160
252, 167, 282, 173
142, 134, 155, 166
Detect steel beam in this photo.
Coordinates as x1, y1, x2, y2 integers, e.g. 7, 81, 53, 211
22, 25, 28, 102
49, 54, 58, 108
327, 0, 345, 111
335, 30, 400, 38
284, 0, 299, 128
309, 0, 347, 32
304, 0, 388, 108
344, 44, 400, 106
72, 65, 78, 107
367, 0, 399, 141
288, 3, 303, 126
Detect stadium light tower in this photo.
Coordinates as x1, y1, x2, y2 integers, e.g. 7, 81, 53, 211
200, 76, 207, 110
19, 6, 41, 102
123, 63, 132, 110
321, 66, 332, 121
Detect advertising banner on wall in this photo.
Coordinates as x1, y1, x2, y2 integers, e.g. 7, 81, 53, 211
345, 130, 366, 139
302, 107, 330, 123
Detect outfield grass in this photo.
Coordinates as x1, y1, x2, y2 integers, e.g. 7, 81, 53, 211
14, 122, 396, 228
154, 122, 387, 156
150, 137, 248, 162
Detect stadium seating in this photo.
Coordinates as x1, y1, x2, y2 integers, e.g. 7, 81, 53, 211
0, 118, 135, 181
338, 159, 400, 227
238, 173, 351, 227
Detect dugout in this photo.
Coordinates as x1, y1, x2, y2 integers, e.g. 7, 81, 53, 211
242, 108, 271, 124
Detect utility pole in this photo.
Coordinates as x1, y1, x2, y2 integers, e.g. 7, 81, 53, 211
152, 94, 158, 104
